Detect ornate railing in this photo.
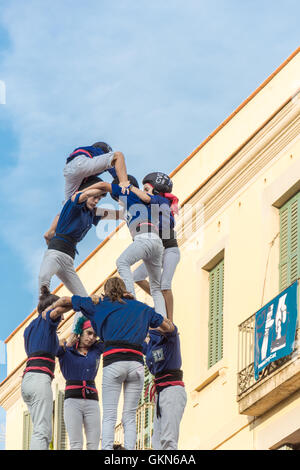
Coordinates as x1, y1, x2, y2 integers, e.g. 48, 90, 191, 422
114, 402, 155, 450
237, 313, 298, 397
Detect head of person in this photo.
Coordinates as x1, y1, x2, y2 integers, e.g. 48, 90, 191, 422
78, 175, 107, 211
78, 320, 97, 349
111, 175, 139, 203
142, 172, 173, 195
37, 286, 60, 315
92, 142, 113, 154
104, 277, 132, 303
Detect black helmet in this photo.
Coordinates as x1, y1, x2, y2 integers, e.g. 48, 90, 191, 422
142, 172, 173, 194
111, 175, 139, 201
92, 142, 113, 154
78, 175, 105, 193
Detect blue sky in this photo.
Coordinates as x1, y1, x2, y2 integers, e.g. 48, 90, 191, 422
0, 0, 299, 448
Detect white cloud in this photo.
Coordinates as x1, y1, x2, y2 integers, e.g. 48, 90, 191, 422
0, 0, 299, 300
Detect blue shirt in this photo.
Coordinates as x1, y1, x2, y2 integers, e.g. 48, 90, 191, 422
110, 184, 166, 233
24, 310, 60, 356
55, 192, 102, 243
72, 295, 164, 348
57, 341, 104, 381
143, 326, 182, 375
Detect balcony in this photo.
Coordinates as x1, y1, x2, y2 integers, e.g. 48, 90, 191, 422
237, 281, 300, 416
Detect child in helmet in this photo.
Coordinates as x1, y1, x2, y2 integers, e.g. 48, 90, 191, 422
133, 172, 180, 321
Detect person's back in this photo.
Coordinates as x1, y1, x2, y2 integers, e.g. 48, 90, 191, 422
70, 276, 174, 450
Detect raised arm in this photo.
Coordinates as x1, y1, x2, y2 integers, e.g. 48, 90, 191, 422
42, 296, 73, 320
44, 213, 60, 245
156, 318, 175, 334
129, 186, 151, 203
111, 151, 129, 189
95, 207, 124, 220
71, 182, 112, 203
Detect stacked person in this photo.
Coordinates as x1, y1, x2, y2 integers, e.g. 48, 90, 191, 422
75, 175, 168, 318
133, 172, 180, 321
143, 325, 186, 450
38, 176, 124, 342
57, 319, 104, 450
44, 141, 129, 244
42, 276, 174, 450
21, 287, 68, 450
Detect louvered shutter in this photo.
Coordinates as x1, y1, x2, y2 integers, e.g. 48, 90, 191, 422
208, 259, 224, 368
22, 411, 32, 450
279, 192, 300, 291
54, 389, 67, 450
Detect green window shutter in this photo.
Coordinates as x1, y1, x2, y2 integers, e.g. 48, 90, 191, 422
22, 411, 32, 450
208, 259, 224, 368
279, 192, 300, 291
54, 389, 67, 450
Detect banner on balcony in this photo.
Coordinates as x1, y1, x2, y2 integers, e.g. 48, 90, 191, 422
254, 280, 298, 380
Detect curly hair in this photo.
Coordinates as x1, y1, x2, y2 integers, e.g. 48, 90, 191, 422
104, 277, 129, 304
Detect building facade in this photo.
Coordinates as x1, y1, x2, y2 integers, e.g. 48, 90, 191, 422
0, 47, 300, 450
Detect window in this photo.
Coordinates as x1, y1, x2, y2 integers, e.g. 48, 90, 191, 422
54, 389, 67, 450
208, 259, 224, 368
279, 191, 300, 291
22, 411, 32, 450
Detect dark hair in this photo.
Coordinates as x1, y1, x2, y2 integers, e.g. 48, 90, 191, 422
37, 286, 60, 314
78, 175, 104, 192
112, 174, 139, 189
92, 142, 112, 153
104, 277, 131, 304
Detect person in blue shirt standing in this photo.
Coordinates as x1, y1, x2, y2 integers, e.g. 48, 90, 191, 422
57, 319, 104, 450
38, 176, 123, 302
42, 277, 174, 450
133, 172, 180, 321
143, 325, 187, 450
74, 175, 167, 318
21, 286, 67, 450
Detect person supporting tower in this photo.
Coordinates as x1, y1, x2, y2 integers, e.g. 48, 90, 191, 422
21, 287, 68, 450
133, 172, 180, 321
57, 319, 104, 450
41, 277, 175, 450
143, 325, 187, 450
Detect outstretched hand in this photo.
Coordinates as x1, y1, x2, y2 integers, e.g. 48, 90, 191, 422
91, 294, 104, 304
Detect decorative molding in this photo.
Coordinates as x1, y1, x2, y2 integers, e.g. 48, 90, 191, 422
176, 98, 300, 246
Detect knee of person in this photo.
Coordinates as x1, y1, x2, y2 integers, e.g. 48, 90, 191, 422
116, 255, 126, 269
161, 286, 172, 293
113, 151, 124, 162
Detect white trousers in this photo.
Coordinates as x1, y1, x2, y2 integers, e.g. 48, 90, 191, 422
38, 249, 88, 332
152, 386, 187, 450
116, 234, 166, 317
101, 361, 144, 450
63, 152, 115, 201
133, 246, 180, 290
63, 398, 101, 450
21, 372, 53, 450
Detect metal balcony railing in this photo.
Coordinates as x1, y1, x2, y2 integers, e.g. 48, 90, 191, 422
114, 402, 155, 450
237, 313, 299, 398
